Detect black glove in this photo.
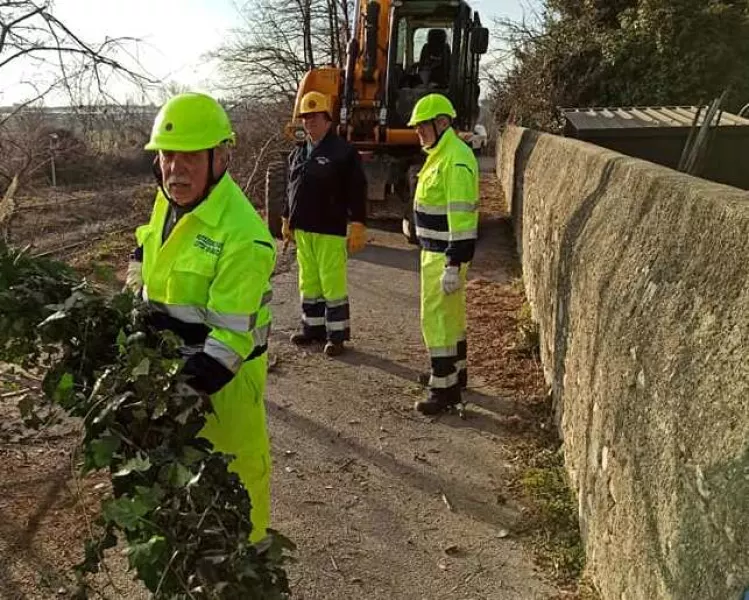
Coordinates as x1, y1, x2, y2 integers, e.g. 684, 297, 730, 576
181, 351, 235, 396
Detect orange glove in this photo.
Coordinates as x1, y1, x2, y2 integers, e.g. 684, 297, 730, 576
347, 222, 367, 254
281, 217, 293, 250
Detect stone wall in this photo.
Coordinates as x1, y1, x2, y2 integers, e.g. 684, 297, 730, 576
497, 125, 749, 600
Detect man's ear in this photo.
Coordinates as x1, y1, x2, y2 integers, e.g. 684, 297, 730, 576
213, 145, 231, 174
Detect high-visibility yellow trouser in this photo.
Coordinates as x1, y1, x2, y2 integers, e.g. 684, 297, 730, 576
199, 353, 271, 543
295, 229, 350, 343
420, 249, 468, 392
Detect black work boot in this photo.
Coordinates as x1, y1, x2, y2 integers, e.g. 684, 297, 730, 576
415, 388, 461, 416
458, 370, 468, 389
323, 341, 345, 357
290, 331, 324, 346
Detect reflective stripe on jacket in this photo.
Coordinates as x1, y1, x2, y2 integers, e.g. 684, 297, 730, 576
414, 127, 479, 264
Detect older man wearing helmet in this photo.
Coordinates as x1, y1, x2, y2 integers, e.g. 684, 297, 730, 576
126, 92, 275, 542
282, 91, 367, 357
408, 93, 479, 416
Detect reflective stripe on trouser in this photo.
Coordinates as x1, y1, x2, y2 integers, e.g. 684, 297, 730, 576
420, 249, 467, 394
295, 230, 350, 343
199, 353, 271, 543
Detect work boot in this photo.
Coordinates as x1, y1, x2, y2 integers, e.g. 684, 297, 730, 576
418, 372, 468, 389
290, 331, 324, 346
414, 388, 461, 416
323, 341, 345, 357
458, 370, 468, 389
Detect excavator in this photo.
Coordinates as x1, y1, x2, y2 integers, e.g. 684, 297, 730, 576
265, 0, 489, 242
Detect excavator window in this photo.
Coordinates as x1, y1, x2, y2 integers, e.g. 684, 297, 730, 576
390, 18, 454, 126
415, 28, 451, 87
392, 20, 452, 88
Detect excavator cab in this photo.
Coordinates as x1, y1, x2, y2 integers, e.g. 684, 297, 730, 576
386, 2, 486, 133
391, 26, 453, 123
265, 0, 489, 240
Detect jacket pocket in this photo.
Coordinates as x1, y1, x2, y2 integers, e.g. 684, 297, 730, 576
416, 166, 444, 204
166, 254, 216, 304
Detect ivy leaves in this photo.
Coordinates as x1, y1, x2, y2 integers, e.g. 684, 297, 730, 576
0, 242, 294, 599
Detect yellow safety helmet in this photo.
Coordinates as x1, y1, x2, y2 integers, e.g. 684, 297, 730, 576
298, 91, 332, 118
408, 93, 457, 127
145, 92, 235, 152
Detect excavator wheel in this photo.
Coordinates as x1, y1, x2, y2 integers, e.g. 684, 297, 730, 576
265, 160, 288, 239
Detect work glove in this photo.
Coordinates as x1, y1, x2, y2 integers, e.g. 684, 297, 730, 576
172, 380, 212, 413
347, 222, 367, 254
123, 260, 143, 295
441, 265, 462, 295
181, 350, 235, 396
281, 217, 293, 251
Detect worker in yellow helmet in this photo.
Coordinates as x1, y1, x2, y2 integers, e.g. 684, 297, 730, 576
126, 92, 275, 542
408, 94, 479, 415
282, 91, 367, 357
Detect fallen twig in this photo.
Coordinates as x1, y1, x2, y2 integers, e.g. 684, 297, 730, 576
32, 225, 134, 258
0, 387, 31, 398
441, 491, 455, 512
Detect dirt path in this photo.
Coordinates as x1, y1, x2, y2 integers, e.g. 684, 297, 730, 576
266, 169, 562, 598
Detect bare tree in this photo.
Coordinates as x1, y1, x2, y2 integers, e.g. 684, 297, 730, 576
0, 1, 157, 189
0, 0, 155, 126
213, 0, 353, 102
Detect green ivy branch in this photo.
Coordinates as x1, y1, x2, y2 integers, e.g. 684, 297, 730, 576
0, 243, 294, 599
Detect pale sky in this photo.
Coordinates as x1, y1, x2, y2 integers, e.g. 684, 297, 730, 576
1, 0, 534, 106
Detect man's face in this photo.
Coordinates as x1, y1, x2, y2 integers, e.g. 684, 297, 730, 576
159, 150, 210, 206
416, 121, 437, 148
301, 112, 330, 143
415, 116, 450, 149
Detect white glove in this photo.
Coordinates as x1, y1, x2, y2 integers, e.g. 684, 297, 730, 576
441, 265, 462, 295
124, 260, 143, 294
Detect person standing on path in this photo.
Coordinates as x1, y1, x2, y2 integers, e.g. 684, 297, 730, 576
282, 91, 368, 357
126, 92, 275, 542
408, 94, 479, 415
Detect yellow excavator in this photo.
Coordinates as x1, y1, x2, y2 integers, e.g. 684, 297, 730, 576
265, 0, 489, 241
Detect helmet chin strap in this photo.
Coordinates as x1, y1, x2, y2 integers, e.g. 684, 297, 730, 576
201, 148, 216, 201
430, 120, 439, 147
427, 119, 448, 149
152, 156, 170, 202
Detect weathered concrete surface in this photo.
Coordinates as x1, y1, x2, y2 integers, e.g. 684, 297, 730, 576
498, 126, 749, 600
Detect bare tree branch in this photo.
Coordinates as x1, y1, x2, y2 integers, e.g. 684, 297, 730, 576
0, 0, 157, 110
212, 0, 353, 102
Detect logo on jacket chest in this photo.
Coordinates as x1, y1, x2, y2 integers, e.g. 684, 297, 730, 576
194, 234, 223, 256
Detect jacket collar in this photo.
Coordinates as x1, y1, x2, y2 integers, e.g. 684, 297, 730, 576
307, 127, 334, 155
188, 172, 233, 228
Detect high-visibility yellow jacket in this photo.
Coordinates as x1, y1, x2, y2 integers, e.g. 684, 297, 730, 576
135, 173, 275, 384
414, 127, 479, 265
132, 173, 276, 541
